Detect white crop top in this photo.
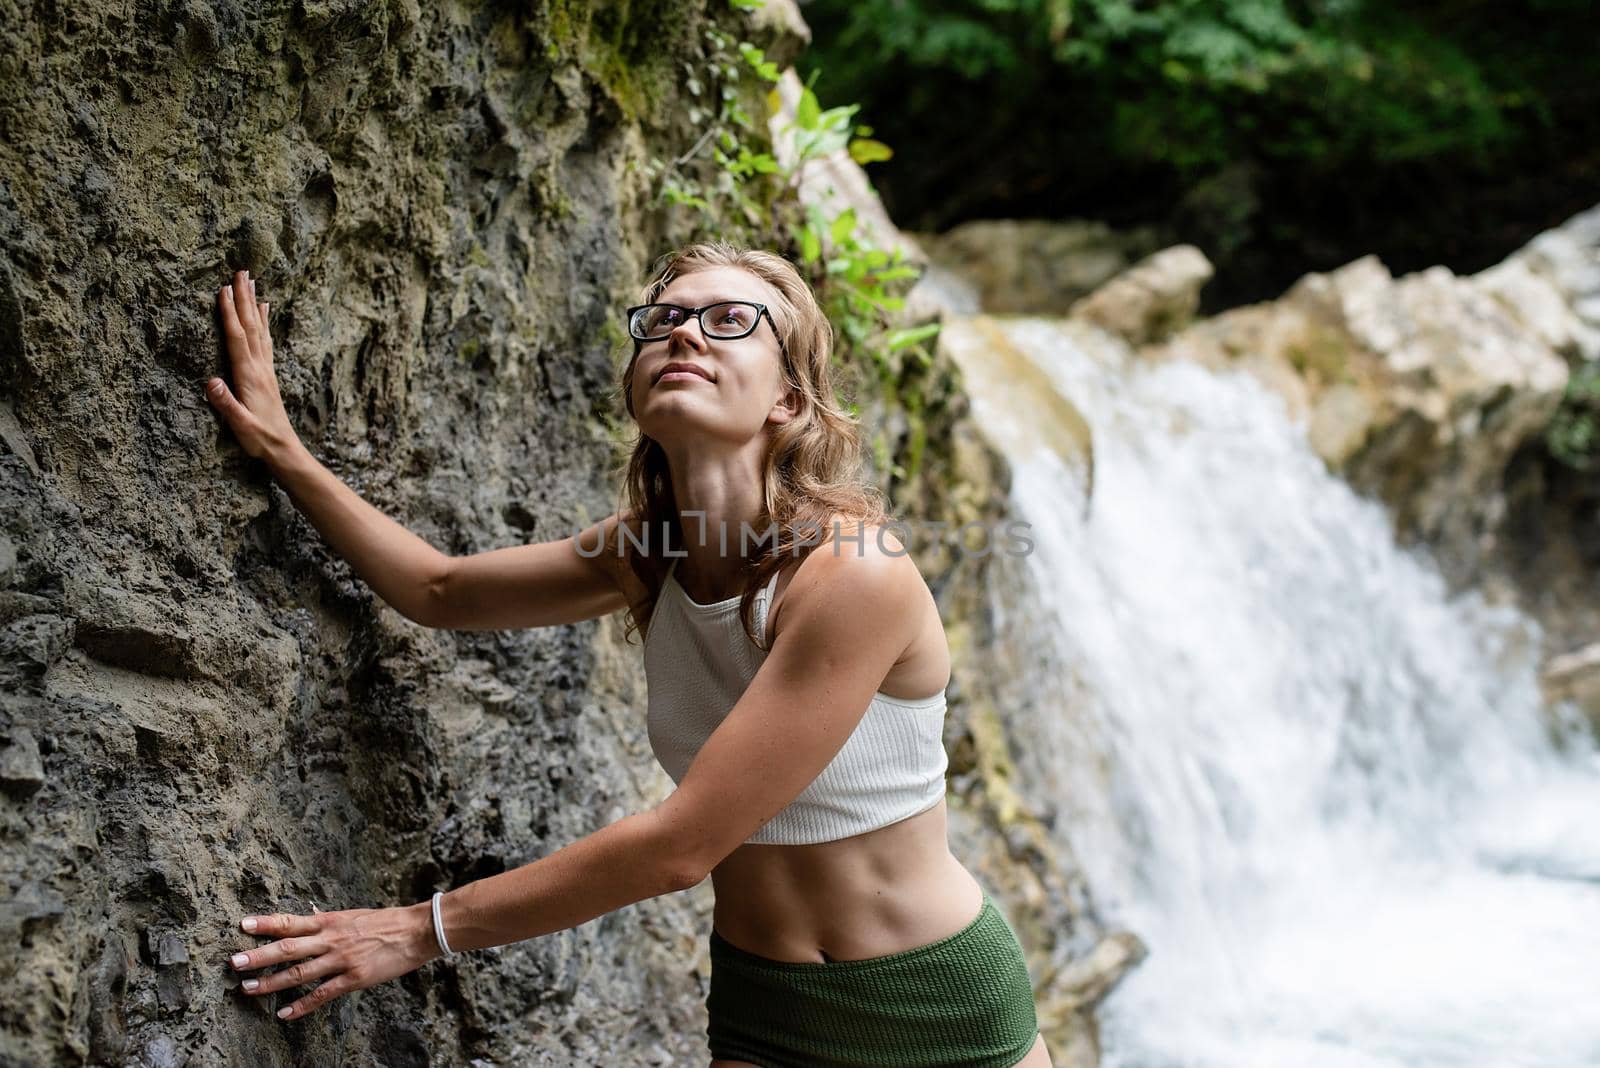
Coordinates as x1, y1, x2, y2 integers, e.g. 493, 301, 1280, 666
643, 556, 949, 845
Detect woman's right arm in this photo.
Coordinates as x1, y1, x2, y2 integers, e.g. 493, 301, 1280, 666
206, 271, 627, 631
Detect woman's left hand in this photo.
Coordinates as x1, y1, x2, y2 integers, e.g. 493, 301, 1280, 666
229, 902, 439, 1020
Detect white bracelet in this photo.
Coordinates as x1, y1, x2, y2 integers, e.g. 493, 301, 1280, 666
431, 891, 455, 958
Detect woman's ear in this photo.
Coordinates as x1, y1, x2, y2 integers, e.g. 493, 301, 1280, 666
769, 383, 801, 424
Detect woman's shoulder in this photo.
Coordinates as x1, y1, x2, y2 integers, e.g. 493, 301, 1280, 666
814, 513, 913, 566
778, 514, 923, 615
763, 516, 931, 665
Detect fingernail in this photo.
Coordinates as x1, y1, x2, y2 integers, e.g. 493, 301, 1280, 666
242, 979, 259, 992
231, 953, 248, 968
241, 917, 257, 932
277, 1007, 292, 1019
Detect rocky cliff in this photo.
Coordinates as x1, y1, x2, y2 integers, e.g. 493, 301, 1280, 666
0, 2, 815, 1063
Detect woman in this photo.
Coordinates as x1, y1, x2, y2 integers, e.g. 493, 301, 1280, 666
206, 242, 1052, 1067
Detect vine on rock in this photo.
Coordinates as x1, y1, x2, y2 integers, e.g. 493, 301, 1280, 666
639, 0, 940, 430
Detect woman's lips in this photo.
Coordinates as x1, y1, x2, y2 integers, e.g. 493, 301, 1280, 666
659, 370, 710, 383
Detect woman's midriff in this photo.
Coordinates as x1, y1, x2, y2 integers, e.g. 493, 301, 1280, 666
707, 797, 985, 964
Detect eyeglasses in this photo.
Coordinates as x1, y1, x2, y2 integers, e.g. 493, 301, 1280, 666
626, 301, 784, 353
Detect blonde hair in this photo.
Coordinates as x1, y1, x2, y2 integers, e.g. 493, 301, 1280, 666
607, 240, 888, 649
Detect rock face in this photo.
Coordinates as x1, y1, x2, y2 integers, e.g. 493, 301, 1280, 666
0, 2, 806, 1064
1477, 205, 1600, 363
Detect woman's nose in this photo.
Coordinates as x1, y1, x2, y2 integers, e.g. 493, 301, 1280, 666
670, 318, 708, 349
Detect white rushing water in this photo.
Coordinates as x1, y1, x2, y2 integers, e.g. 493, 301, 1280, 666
944, 316, 1600, 1068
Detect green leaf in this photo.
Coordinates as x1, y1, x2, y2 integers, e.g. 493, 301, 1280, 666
886, 323, 941, 351
796, 87, 821, 130
829, 207, 857, 244
847, 138, 894, 164
740, 44, 780, 81
800, 224, 821, 264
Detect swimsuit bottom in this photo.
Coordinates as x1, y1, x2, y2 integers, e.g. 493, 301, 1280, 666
706, 890, 1041, 1067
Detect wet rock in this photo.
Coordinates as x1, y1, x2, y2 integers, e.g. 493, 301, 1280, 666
1069, 244, 1215, 345
1543, 642, 1600, 733
131, 1032, 185, 1068
1052, 930, 1148, 1010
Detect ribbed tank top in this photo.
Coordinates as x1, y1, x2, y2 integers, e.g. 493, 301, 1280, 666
643, 556, 949, 846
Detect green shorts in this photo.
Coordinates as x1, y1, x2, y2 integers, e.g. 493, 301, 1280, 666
706, 891, 1041, 1067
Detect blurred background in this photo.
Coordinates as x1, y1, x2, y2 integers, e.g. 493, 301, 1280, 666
796, 0, 1599, 310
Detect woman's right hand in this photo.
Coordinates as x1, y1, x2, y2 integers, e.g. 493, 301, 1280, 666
206, 270, 301, 463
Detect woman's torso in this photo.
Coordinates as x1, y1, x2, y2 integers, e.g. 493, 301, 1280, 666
623, 531, 984, 963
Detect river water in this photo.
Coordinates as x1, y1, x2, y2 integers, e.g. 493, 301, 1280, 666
942, 315, 1600, 1068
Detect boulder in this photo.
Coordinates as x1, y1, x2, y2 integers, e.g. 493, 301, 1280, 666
1068, 244, 1215, 345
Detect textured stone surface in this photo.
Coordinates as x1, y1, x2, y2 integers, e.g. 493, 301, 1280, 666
0, 1, 805, 1063
1477, 203, 1600, 362
1068, 244, 1215, 346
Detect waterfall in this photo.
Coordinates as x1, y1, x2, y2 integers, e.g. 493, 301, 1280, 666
943, 314, 1600, 1068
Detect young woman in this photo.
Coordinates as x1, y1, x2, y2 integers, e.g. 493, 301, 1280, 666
206, 243, 1052, 1067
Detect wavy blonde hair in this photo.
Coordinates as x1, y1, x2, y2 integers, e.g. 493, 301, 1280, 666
606, 240, 888, 649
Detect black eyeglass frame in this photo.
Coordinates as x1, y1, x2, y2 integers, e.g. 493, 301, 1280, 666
625, 301, 786, 355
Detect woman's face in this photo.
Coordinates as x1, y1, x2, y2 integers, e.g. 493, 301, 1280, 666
629, 265, 792, 447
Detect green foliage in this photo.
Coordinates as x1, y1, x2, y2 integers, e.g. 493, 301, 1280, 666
639, 1, 937, 399
1546, 360, 1600, 472
773, 73, 935, 387
800, 0, 1536, 178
